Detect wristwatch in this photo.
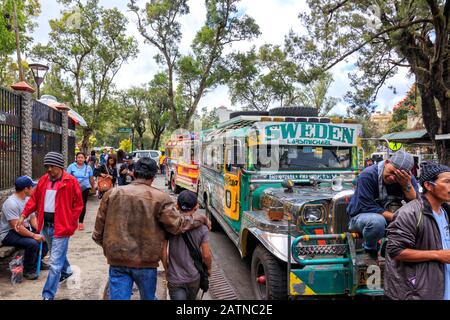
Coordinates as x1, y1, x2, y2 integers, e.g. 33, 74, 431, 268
403, 184, 413, 192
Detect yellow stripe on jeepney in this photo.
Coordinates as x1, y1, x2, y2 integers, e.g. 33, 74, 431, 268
290, 272, 316, 296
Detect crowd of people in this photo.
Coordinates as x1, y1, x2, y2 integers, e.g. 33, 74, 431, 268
0, 148, 211, 301
1, 146, 449, 301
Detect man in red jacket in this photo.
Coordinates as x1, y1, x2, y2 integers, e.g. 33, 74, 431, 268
16, 152, 84, 300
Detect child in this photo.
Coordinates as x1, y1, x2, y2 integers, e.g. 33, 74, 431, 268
162, 190, 212, 300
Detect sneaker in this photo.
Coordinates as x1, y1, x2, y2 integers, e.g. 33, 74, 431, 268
23, 272, 39, 280
40, 261, 50, 270
59, 272, 73, 284
43, 297, 53, 300
78, 223, 85, 231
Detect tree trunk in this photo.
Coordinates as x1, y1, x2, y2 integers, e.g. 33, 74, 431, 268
81, 127, 93, 155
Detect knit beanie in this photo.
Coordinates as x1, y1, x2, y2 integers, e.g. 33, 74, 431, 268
43, 152, 65, 169
389, 150, 414, 171
419, 161, 450, 186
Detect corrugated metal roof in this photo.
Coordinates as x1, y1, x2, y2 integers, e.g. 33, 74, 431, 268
381, 129, 428, 140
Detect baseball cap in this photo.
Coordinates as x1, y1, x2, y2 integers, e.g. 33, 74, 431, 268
177, 190, 198, 212
124, 153, 133, 161
15, 176, 37, 189
388, 150, 414, 171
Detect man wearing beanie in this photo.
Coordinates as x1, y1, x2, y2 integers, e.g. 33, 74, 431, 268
15, 151, 84, 300
385, 161, 450, 300
347, 150, 419, 260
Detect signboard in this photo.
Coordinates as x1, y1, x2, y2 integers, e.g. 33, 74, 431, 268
118, 127, 132, 133
40, 121, 62, 134
68, 129, 76, 137
254, 122, 362, 146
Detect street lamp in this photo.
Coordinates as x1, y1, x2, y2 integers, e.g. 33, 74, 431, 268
29, 63, 49, 99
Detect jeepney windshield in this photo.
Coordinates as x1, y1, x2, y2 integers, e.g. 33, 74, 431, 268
254, 145, 352, 171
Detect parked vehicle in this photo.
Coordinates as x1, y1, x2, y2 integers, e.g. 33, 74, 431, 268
165, 133, 201, 193
132, 150, 161, 167
197, 108, 382, 299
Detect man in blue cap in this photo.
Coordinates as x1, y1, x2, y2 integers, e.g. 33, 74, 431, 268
0, 176, 49, 280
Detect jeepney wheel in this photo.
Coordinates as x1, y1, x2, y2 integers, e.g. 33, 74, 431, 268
204, 194, 220, 232
170, 173, 181, 194
251, 245, 287, 300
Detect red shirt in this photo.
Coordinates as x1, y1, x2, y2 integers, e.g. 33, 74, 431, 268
22, 171, 84, 238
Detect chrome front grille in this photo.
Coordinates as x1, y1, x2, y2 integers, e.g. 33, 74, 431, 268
332, 196, 352, 234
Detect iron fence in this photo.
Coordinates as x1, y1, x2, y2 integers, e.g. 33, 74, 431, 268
32, 100, 62, 179
0, 88, 21, 190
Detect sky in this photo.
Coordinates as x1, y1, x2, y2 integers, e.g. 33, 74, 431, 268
30, 0, 414, 115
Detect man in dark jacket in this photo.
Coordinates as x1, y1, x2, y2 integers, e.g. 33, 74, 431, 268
347, 150, 419, 258
385, 161, 450, 300
93, 157, 210, 300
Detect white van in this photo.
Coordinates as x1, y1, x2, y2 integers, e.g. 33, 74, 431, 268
132, 150, 161, 167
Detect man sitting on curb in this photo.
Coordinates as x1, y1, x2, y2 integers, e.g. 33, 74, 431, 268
0, 176, 49, 280
162, 190, 212, 300
347, 150, 419, 260
385, 161, 450, 300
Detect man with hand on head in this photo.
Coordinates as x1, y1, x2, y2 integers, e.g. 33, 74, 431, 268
347, 150, 419, 260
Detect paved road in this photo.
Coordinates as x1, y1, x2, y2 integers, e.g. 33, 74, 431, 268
156, 175, 255, 300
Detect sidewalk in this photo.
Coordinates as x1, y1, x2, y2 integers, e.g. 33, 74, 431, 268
0, 176, 212, 300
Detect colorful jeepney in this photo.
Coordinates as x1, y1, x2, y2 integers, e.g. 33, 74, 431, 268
198, 111, 383, 299
165, 133, 201, 193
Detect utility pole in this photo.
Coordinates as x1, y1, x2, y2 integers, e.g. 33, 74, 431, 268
12, 0, 24, 81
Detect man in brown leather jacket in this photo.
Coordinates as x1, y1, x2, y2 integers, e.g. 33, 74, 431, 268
92, 157, 209, 300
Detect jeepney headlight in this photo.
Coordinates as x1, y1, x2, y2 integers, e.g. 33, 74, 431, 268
301, 205, 325, 224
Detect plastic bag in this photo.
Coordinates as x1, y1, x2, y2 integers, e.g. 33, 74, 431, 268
9, 255, 23, 285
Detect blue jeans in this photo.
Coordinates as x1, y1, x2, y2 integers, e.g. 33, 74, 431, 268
168, 279, 200, 300
2, 229, 48, 274
42, 226, 71, 299
109, 266, 157, 300
349, 213, 387, 251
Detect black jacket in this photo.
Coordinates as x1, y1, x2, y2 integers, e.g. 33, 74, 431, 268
385, 195, 449, 300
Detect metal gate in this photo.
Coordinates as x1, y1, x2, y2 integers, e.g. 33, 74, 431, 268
32, 100, 62, 179
0, 88, 21, 190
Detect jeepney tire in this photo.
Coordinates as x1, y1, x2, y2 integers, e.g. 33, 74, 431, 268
170, 173, 182, 194
269, 106, 318, 117
204, 194, 220, 232
251, 244, 288, 300
230, 111, 269, 119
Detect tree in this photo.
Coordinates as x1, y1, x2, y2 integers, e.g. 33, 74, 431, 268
33, 0, 138, 153
227, 45, 338, 113
286, 0, 450, 165
0, 0, 40, 86
387, 84, 420, 133
119, 87, 149, 150
129, 0, 260, 129
147, 73, 171, 149
297, 73, 340, 116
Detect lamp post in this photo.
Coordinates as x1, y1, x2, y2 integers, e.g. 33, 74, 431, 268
29, 63, 49, 99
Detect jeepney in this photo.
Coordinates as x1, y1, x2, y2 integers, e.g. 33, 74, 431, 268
165, 132, 201, 193
198, 111, 384, 299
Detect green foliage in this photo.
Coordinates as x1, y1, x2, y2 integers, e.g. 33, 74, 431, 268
227, 45, 338, 113
387, 84, 419, 133
33, 0, 138, 152
129, 0, 260, 129
0, 0, 41, 86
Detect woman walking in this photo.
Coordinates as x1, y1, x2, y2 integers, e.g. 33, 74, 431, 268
116, 149, 126, 186
96, 155, 117, 199
67, 152, 95, 231
88, 150, 97, 170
